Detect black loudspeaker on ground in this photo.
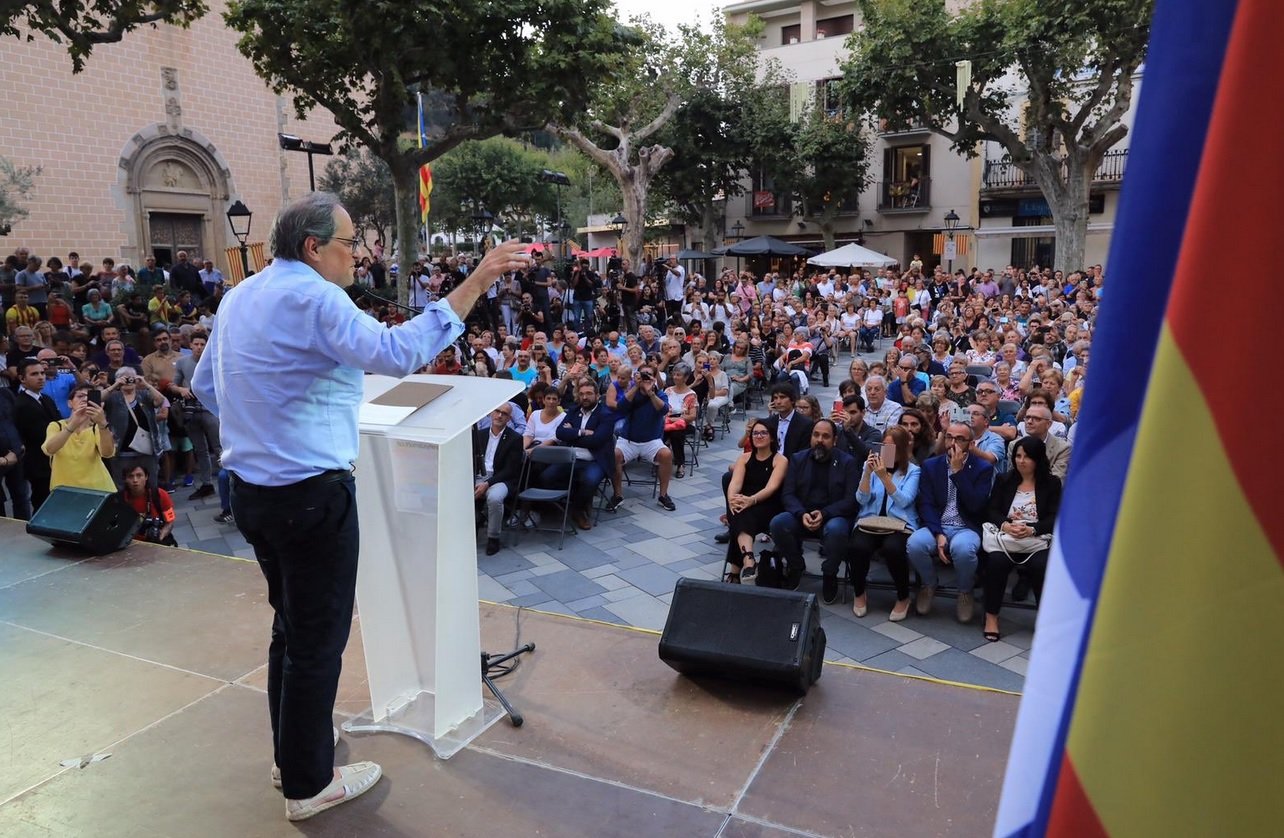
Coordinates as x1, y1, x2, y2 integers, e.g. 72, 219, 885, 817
26, 487, 140, 555
658, 577, 826, 693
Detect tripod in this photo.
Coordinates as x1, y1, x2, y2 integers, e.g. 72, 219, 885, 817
481, 643, 535, 727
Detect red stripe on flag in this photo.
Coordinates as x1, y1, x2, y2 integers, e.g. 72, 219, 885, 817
1164, 0, 1284, 566
1046, 754, 1108, 838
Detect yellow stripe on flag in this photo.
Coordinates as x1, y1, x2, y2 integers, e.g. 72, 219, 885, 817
1066, 326, 1284, 836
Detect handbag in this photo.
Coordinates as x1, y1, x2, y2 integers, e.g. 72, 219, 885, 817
125, 404, 155, 455
664, 417, 688, 433
981, 522, 1050, 564
855, 488, 909, 535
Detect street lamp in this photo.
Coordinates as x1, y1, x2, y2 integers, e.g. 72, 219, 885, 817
730, 220, 745, 240
539, 169, 571, 257
471, 206, 494, 250
609, 212, 626, 247
943, 209, 965, 274
278, 133, 334, 192
226, 200, 252, 278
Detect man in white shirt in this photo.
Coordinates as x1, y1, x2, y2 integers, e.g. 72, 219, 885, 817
662, 257, 686, 324
199, 260, 225, 297
862, 375, 904, 433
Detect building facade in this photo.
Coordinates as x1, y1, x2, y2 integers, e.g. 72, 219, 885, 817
722, 0, 1138, 272
0, 2, 336, 274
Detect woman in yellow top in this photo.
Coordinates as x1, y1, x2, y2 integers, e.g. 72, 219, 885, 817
43, 383, 116, 492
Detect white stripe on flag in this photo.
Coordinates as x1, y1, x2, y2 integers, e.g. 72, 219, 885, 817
994, 533, 1092, 836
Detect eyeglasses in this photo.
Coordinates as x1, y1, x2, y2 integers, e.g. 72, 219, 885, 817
945, 433, 971, 443
330, 235, 362, 254
750, 430, 771, 437
977, 389, 997, 394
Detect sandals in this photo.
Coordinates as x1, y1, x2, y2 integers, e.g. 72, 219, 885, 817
724, 571, 741, 584
983, 621, 1001, 643
738, 550, 757, 585
675, 465, 685, 479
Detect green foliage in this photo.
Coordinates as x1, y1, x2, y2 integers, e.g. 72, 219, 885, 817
317, 147, 395, 247
428, 138, 552, 238
0, 156, 42, 230
841, 0, 1152, 158
2, 0, 206, 72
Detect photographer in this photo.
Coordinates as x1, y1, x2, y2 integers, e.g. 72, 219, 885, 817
517, 292, 544, 333
570, 259, 599, 333
119, 462, 177, 545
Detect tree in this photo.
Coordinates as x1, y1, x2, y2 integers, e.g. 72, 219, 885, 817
428, 138, 553, 245
783, 107, 873, 252
0, 156, 41, 233
650, 17, 774, 253
318, 147, 395, 249
226, 0, 630, 305
548, 15, 688, 270
3, 1, 206, 72
841, 0, 1152, 271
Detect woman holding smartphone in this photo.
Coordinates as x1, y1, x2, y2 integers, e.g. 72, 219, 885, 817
847, 426, 920, 621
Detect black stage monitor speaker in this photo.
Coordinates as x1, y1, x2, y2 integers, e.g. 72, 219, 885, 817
659, 577, 826, 693
26, 487, 140, 555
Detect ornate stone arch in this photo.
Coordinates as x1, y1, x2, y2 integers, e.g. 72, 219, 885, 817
114, 126, 240, 269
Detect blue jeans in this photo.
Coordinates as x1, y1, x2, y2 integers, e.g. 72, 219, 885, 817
217, 467, 231, 514
232, 472, 359, 800
859, 325, 880, 348
572, 299, 595, 332
769, 511, 851, 574
907, 525, 981, 592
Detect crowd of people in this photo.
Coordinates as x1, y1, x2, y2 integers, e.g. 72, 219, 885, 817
1, 246, 229, 540
450, 248, 1096, 641
2, 235, 1098, 639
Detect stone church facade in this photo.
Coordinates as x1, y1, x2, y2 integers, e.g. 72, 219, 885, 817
0, 1, 336, 273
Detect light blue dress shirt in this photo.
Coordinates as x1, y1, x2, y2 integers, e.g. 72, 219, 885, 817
191, 258, 465, 486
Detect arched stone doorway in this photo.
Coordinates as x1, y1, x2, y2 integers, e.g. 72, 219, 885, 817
116, 126, 238, 271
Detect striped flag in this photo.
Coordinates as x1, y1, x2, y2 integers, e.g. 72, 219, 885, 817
417, 92, 433, 223
995, 0, 1284, 834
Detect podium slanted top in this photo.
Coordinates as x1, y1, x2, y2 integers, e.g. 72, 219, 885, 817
359, 374, 523, 444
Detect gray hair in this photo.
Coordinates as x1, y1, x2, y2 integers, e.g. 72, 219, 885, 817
793, 326, 810, 341
672, 363, 692, 380
270, 192, 341, 261
865, 374, 887, 388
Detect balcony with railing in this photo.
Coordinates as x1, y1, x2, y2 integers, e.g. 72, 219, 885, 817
878, 116, 931, 136
876, 177, 931, 213
982, 148, 1129, 192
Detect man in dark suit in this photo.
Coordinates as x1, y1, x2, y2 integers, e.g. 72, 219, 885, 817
547, 378, 614, 531
834, 393, 882, 460
474, 403, 525, 555
0, 386, 31, 519
768, 419, 860, 591
907, 421, 995, 623
763, 381, 813, 457
13, 358, 61, 512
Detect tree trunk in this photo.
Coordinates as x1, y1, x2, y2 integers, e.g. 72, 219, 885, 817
390, 160, 420, 308
1022, 151, 1092, 274
699, 202, 719, 253
819, 217, 837, 252
621, 176, 648, 270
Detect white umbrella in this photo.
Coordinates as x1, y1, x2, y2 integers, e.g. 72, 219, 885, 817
807, 242, 898, 268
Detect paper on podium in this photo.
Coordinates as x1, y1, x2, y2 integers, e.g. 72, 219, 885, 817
360, 381, 452, 427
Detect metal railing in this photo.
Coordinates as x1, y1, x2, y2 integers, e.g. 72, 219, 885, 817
982, 148, 1128, 190
876, 177, 931, 211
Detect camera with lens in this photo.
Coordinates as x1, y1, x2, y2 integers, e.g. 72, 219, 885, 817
140, 516, 166, 543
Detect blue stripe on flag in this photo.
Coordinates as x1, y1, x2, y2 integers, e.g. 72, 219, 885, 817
997, 0, 1241, 834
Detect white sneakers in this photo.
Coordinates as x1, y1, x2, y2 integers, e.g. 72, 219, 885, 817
285, 762, 383, 822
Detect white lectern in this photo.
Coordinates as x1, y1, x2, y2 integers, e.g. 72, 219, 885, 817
342, 373, 522, 758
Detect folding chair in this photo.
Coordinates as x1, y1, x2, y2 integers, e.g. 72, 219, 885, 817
621, 457, 660, 498
513, 446, 578, 550
997, 399, 1021, 417
965, 364, 995, 381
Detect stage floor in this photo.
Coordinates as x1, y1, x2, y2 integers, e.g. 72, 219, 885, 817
1, 520, 1018, 837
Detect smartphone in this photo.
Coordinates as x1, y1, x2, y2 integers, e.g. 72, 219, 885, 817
87, 388, 102, 406
833, 399, 844, 414
879, 441, 896, 467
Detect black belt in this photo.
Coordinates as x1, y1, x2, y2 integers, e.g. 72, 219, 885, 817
230, 468, 351, 495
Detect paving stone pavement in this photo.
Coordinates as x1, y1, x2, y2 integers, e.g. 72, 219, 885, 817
170, 350, 1035, 693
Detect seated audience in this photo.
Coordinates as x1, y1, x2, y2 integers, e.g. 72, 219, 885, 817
474, 404, 524, 556
847, 426, 920, 619
725, 417, 788, 583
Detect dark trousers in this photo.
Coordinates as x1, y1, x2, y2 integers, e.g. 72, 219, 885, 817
25, 460, 51, 514
848, 529, 911, 599
811, 353, 830, 386
981, 547, 1050, 615
231, 472, 359, 800
664, 427, 690, 467
2, 461, 31, 519
540, 460, 604, 512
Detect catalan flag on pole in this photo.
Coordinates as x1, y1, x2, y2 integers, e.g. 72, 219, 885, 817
417, 92, 433, 223
995, 0, 1284, 834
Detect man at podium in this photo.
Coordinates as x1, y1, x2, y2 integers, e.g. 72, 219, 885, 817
192, 192, 529, 821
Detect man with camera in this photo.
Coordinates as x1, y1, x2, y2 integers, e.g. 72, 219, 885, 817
604, 364, 677, 512
569, 258, 599, 333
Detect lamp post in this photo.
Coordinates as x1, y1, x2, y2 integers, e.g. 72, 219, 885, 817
539, 169, 570, 257
943, 209, 960, 275
278, 133, 334, 192
471, 206, 494, 252
610, 213, 626, 258
730, 220, 745, 241
226, 200, 252, 278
